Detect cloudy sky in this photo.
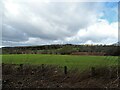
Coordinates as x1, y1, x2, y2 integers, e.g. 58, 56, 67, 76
2, 0, 119, 47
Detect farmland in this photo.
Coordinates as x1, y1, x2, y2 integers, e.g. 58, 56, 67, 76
2, 54, 119, 88
2, 54, 118, 70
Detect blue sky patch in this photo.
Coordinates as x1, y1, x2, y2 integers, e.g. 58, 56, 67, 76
100, 2, 118, 23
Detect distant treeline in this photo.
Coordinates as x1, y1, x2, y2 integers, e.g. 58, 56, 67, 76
2, 44, 119, 56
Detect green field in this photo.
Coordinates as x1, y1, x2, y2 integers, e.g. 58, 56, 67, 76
1, 54, 118, 70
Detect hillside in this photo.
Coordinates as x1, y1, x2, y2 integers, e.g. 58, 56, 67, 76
2, 44, 119, 56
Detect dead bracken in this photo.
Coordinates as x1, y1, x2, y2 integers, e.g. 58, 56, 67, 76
2, 64, 120, 89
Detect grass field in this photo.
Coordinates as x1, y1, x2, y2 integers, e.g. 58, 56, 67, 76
1, 54, 118, 70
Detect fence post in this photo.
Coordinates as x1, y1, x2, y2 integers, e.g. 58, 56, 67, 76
20, 64, 23, 69
109, 66, 112, 79
41, 64, 44, 70
91, 67, 95, 77
19, 64, 23, 75
41, 64, 45, 76
64, 66, 67, 75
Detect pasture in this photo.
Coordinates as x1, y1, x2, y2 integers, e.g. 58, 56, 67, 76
1, 54, 118, 70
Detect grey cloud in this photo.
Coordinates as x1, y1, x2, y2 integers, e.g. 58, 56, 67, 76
2, 1, 117, 46
2, 24, 28, 42
3, 2, 100, 42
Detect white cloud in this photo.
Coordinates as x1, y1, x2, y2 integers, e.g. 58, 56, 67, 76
2, 1, 118, 46
64, 19, 118, 45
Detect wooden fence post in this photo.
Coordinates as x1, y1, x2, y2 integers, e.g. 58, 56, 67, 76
19, 64, 23, 75
64, 66, 67, 75
91, 67, 95, 77
41, 64, 44, 70
41, 64, 45, 76
20, 64, 23, 69
109, 66, 112, 79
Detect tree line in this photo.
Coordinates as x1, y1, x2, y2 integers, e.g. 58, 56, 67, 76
2, 44, 119, 56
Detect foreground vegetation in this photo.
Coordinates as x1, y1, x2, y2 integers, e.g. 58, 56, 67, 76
2, 64, 119, 88
2, 54, 118, 70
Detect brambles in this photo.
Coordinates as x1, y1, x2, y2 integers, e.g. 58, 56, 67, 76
2, 64, 120, 88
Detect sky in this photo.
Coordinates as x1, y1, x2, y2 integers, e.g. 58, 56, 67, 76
1, 0, 119, 47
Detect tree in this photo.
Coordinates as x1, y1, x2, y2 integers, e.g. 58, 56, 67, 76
59, 45, 75, 55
